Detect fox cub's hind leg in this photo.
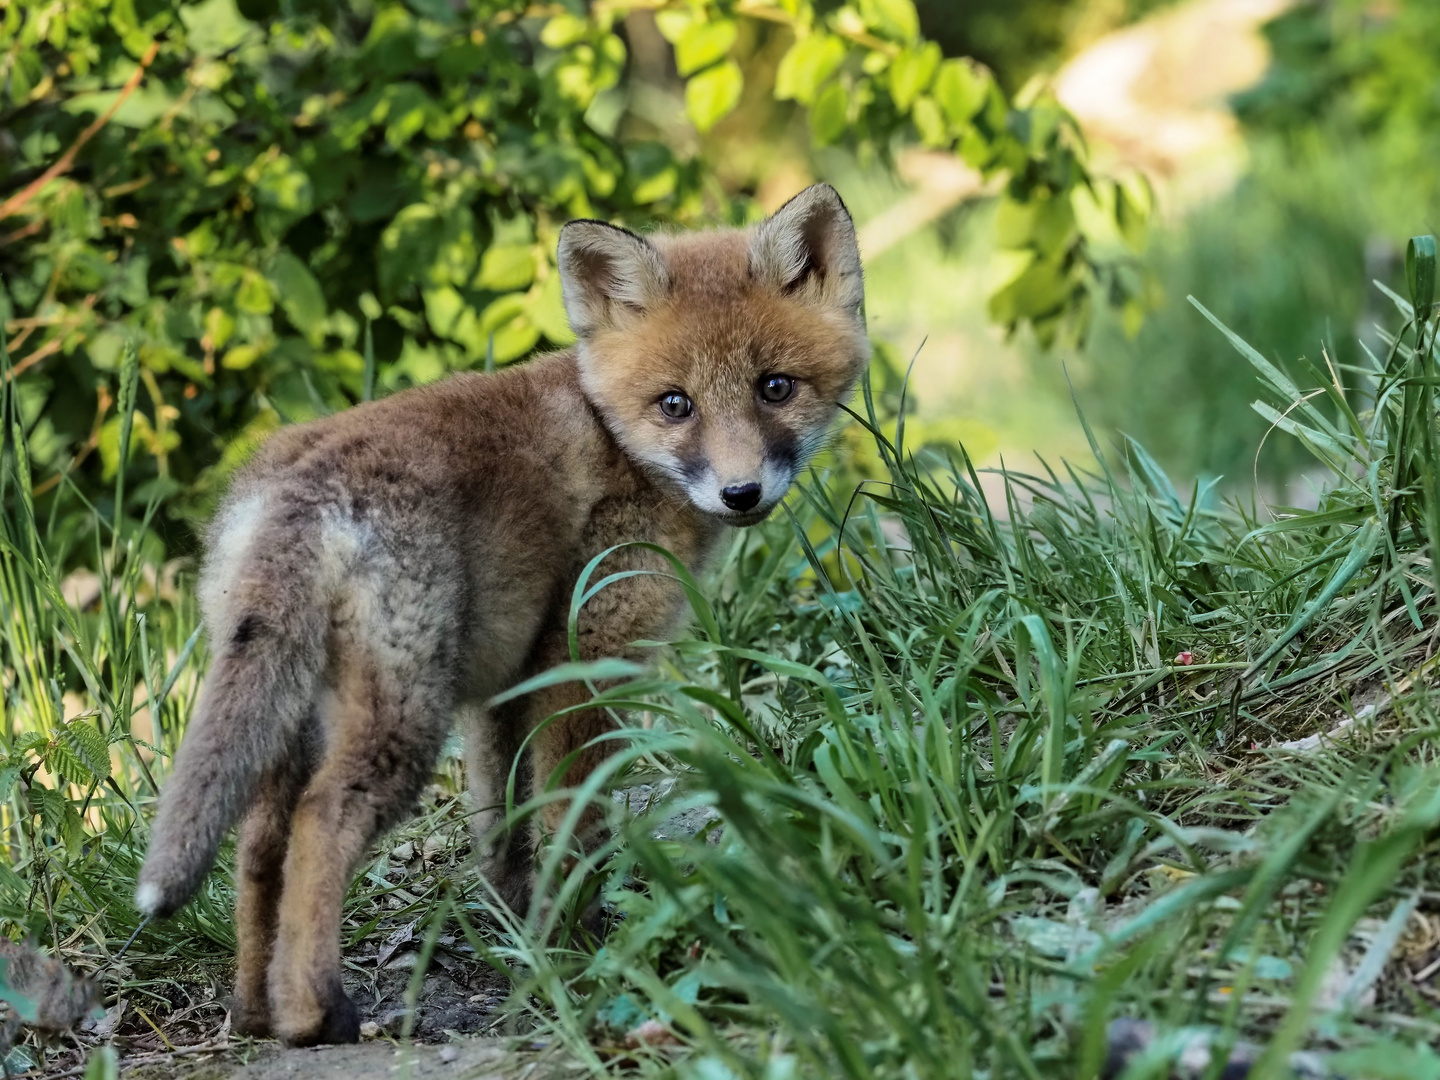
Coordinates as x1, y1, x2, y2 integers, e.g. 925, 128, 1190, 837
232, 746, 314, 1038
268, 665, 452, 1047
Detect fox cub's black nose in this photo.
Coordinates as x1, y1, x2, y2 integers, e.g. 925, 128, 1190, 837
721, 483, 762, 512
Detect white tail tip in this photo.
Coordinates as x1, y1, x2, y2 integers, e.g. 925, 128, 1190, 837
134, 881, 164, 917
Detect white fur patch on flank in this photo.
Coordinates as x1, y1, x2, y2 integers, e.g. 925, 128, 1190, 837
199, 492, 268, 620
134, 881, 163, 916
211, 493, 267, 567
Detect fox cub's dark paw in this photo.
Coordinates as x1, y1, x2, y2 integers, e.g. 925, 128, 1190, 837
230, 997, 272, 1039
277, 984, 360, 1047
577, 894, 613, 943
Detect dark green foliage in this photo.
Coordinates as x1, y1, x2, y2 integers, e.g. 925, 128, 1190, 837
1235, 0, 1440, 143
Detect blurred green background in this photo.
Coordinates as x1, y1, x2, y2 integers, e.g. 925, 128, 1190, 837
867, 0, 1440, 503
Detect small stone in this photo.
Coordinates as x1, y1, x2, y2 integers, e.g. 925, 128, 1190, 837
624, 1019, 680, 1048
438, 1045, 459, 1064
390, 841, 416, 862
359, 1021, 381, 1039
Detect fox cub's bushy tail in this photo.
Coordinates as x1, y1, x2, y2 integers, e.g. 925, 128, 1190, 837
135, 544, 326, 918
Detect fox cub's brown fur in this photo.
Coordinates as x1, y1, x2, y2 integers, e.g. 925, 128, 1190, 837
135, 184, 868, 1046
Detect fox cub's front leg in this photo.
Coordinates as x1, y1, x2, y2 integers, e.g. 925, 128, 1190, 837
463, 703, 534, 913
470, 538, 699, 916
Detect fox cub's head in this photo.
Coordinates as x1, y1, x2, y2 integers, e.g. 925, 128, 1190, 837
558, 184, 869, 525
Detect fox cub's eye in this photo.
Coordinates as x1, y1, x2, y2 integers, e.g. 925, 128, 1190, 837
659, 392, 694, 420
760, 374, 796, 404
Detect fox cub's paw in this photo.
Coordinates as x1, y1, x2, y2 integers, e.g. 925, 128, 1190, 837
230, 996, 272, 1039
275, 982, 361, 1047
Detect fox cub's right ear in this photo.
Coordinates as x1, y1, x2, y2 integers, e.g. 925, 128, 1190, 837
749, 183, 864, 319
557, 221, 670, 337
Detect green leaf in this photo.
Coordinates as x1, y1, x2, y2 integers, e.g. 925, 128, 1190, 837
254, 154, 313, 214
541, 13, 589, 49
995, 193, 1076, 253
478, 293, 540, 362
676, 20, 737, 77
65, 720, 111, 782
859, 0, 920, 43
8, 54, 33, 104
45, 741, 96, 787
653, 9, 691, 43
530, 273, 576, 346
888, 42, 940, 112
775, 34, 847, 106
220, 343, 266, 370
685, 60, 743, 133
934, 58, 988, 125
378, 203, 477, 295
911, 95, 946, 147
809, 80, 850, 145
627, 143, 679, 204
14, 732, 49, 756
380, 83, 435, 148
988, 254, 1073, 330
0, 767, 20, 804
268, 253, 327, 345
235, 269, 275, 315
423, 286, 465, 338
380, 204, 445, 296
475, 245, 537, 292
180, 0, 253, 55
1406, 234, 1436, 321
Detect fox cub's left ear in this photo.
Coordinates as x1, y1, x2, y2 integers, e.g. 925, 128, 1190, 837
557, 220, 670, 338
749, 184, 864, 319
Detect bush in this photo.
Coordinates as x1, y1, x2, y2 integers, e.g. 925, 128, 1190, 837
0, 0, 1146, 553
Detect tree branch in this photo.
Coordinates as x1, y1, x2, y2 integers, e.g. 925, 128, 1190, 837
0, 40, 160, 224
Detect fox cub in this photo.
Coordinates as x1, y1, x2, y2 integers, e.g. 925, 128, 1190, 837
135, 184, 869, 1046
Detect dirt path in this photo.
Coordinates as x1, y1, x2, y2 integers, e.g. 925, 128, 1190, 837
123, 1038, 551, 1080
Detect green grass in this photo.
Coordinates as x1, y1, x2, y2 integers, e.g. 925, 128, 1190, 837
6, 266, 1440, 1079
